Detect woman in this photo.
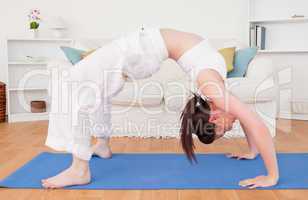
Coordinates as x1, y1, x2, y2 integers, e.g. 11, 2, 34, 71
42, 28, 279, 189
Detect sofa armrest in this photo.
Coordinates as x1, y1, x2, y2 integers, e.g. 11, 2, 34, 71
226, 77, 276, 103
245, 55, 275, 80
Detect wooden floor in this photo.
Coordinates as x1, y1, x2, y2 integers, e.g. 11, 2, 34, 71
0, 119, 308, 200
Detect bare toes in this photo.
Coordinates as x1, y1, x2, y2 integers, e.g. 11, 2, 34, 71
42, 182, 49, 188
42, 179, 55, 189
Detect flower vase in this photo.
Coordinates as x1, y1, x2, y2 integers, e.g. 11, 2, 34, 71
30, 29, 39, 38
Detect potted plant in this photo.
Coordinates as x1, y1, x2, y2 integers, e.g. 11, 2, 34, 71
28, 9, 41, 38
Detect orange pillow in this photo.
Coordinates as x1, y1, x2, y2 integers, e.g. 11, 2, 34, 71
80, 49, 96, 59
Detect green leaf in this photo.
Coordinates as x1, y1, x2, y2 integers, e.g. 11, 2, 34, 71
30, 21, 39, 29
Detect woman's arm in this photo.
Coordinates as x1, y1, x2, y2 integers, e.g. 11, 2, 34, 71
227, 122, 259, 160
241, 122, 259, 156
197, 69, 279, 188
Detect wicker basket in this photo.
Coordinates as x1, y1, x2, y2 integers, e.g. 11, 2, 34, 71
0, 82, 6, 122
31, 100, 46, 113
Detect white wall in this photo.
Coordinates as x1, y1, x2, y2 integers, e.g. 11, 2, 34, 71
0, 0, 249, 83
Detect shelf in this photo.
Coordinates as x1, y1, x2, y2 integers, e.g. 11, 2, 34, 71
9, 112, 49, 122
249, 17, 308, 24
257, 50, 308, 54
9, 88, 48, 91
8, 61, 48, 65
6, 36, 66, 123
7, 38, 73, 42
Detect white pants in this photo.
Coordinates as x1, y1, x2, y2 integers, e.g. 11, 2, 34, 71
46, 41, 125, 160
46, 27, 168, 160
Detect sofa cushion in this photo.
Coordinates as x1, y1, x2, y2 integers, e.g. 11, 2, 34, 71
163, 77, 276, 113
163, 76, 276, 113
163, 77, 196, 112
112, 79, 164, 107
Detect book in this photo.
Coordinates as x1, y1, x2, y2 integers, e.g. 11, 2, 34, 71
250, 25, 257, 47
261, 26, 266, 50
256, 26, 266, 50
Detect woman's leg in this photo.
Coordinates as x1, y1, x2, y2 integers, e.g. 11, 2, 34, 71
43, 42, 125, 188
43, 98, 94, 188
92, 137, 112, 158
88, 98, 113, 159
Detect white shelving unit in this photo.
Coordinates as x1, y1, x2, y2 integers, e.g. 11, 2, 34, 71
249, 17, 308, 24
249, 16, 308, 51
9, 88, 48, 91
249, 0, 308, 120
6, 38, 73, 122
8, 61, 49, 65
7, 37, 73, 42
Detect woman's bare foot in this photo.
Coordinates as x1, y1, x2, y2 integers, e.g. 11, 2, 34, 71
41, 156, 91, 189
92, 137, 112, 159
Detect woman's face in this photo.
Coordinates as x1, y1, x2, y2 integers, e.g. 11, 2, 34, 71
208, 103, 236, 139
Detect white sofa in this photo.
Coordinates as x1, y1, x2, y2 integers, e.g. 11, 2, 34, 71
48, 38, 277, 138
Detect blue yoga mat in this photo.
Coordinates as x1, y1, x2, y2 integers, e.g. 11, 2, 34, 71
1, 152, 308, 189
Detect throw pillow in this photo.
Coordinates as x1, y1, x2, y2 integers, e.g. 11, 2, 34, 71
60, 46, 97, 65
227, 47, 257, 78
60, 46, 85, 65
80, 49, 96, 59
218, 47, 236, 72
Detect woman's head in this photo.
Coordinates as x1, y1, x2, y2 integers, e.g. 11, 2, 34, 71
180, 93, 217, 162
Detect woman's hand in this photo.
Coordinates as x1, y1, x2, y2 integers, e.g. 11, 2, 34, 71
239, 175, 279, 189
226, 152, 258, 160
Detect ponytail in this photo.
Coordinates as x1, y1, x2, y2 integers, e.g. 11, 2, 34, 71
180, 93, 216, 163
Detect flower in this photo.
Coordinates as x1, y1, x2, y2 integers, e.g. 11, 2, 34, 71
28, 9, 41, 29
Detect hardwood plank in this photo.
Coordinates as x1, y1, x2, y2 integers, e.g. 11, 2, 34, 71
179, 190, 202, 200
236, 190, 278, 200
201, 190, 239, 200
274, 190, 308, 200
